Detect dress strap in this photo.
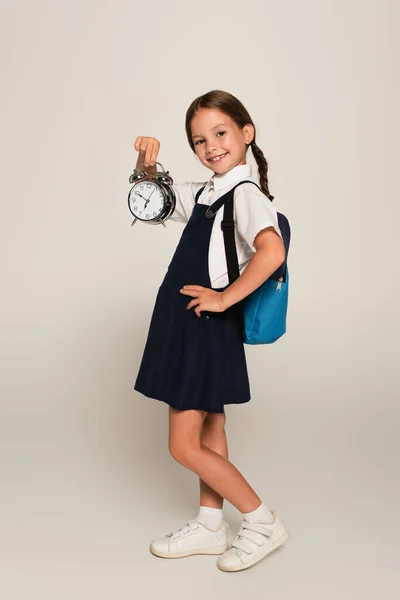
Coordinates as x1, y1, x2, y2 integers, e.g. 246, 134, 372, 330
205, 180, 261, 218
194, 186, 206, 204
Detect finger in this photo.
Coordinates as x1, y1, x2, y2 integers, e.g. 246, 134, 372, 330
181, 285, 204, 292
134, 136, 142, 151
195, 307, 202, 317
138, 139, 149, 154
144, 141, 153, 166
180, 289, 199, 297
144, 140, 155, 167
186, 299, 200, 310
138, 138, 149, 155
150, 140, 160, 166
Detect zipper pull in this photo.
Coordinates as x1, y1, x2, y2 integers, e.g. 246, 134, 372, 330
276, 276, 283, 291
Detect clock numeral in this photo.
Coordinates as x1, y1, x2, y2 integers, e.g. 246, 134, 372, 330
146, 214, 150, 218
147, 184, 152, 188
134, 206, 138, 211
153, 212, 157, 216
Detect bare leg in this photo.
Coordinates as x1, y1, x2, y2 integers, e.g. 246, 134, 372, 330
198, 410, 228, 509
169, 407, 262, 514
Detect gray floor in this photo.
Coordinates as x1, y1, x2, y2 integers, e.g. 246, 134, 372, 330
1, 395, 398, 600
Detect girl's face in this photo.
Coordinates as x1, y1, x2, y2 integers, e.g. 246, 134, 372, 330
190, 108, 254, 175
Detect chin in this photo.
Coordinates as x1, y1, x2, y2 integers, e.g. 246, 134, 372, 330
210, 161, 233, 173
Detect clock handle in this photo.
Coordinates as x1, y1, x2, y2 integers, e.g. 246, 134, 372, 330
136, 160, 166, 173
130, 161, 173, 186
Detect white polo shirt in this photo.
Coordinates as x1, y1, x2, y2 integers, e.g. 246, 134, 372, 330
170, 164, 282, 289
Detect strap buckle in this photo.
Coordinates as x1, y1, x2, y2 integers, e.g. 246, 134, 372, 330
221, 220, 235, 231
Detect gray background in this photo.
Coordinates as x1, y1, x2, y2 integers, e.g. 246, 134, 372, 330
1, 0, 399, 597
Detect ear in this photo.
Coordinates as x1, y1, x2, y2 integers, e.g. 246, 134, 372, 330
243, 124, 255, 145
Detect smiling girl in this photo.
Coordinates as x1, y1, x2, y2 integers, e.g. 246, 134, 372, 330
133, 90, 290, 572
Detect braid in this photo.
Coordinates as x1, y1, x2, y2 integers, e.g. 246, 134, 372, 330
250, 141, 274, 201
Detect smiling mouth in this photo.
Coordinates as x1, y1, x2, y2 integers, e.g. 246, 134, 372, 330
208, 152, 228, 163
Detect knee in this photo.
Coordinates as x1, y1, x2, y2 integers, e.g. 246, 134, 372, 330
169, 440, 201, 467
168, 439, 183, 464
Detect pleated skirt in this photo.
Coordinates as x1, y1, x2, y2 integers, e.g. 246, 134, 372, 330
134, 279, 251, 413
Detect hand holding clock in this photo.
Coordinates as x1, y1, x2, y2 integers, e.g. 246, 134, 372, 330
134, 136, 160, 168
129, 136, 175, 224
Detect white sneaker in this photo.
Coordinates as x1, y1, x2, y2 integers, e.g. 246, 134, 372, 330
216, 509, 290, 572
150, 519, 229, 558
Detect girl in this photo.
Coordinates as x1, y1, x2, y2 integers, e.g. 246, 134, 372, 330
133, 90, 289, 572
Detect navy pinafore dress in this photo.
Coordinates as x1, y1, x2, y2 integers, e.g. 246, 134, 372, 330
134, 186, 251, 413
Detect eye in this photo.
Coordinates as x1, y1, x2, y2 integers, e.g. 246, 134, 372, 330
194, 131, 225, 146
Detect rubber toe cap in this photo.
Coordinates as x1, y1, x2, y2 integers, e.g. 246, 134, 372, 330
150, 536, 169, 554
217, 547, 243, 568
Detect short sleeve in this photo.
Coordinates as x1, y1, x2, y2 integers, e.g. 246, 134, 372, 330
170, 181, 207, 224
234, 183, 283, 253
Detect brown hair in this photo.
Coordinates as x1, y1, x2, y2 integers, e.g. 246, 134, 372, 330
185, 90, 274, 200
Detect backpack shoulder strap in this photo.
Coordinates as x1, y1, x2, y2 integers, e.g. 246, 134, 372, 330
221, 180, 260, 284
222, 180, 290, 284
220, 181, 262, 338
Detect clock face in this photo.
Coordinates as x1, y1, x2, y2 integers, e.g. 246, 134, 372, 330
129, 181, 165, 221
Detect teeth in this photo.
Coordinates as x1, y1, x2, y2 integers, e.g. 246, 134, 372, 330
209, 153, 227, 162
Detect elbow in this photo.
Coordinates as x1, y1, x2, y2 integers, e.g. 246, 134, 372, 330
269, 252, 285, 275
260, 247, 286, 274
271, 240, 286, 270
254, 232, 286, 271
276, 247, 286, 269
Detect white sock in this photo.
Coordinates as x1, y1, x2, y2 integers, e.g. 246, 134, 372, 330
196, 506, 224, 531
242, 501, 274, 523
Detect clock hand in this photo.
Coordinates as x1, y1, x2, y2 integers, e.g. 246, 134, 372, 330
143, 198, 153, 217
135, 191, 147, 200
135, 187, 157, 217
143, 187, 155, 211
136, 186, 154, 202
135, 191, 151, 215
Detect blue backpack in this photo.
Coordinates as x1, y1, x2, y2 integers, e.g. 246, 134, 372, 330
221, 180, 291, 344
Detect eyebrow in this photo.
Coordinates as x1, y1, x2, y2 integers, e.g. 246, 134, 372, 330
192, 123, 226, 139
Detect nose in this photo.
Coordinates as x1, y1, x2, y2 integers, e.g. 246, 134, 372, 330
205, 141, 218, 155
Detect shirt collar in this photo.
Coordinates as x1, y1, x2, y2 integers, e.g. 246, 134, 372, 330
208, 164, 252, 191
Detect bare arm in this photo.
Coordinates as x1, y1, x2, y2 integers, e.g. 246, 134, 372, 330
180, 227, 285, 316
221, 226, 286, 310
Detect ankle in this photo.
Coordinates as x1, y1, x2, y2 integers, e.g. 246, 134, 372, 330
242, 502, 274, 523
197, 505, 224, 531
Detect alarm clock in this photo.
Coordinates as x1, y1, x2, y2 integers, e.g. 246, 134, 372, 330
127, 161, 176, 228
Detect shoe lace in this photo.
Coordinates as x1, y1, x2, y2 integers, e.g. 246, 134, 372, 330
230, 520, 273, 555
